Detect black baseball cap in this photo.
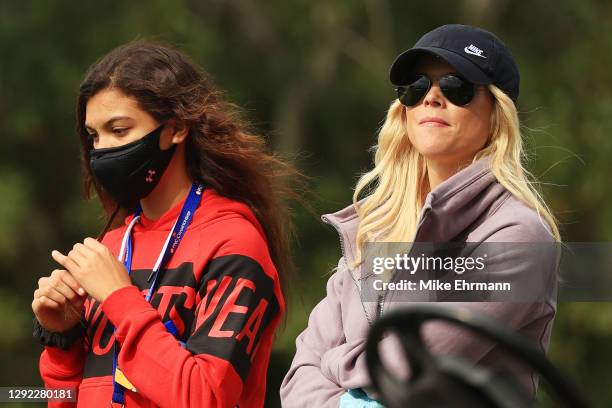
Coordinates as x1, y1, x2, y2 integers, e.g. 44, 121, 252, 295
389, 24, 520, 103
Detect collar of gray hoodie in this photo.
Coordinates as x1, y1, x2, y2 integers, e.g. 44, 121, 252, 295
321, 155, 555, 274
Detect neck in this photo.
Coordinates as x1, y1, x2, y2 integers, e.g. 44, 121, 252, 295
140, 143, 192, 221
424, 157, 473, 195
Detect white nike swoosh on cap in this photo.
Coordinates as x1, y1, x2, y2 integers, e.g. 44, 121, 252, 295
464, 45, 487, 58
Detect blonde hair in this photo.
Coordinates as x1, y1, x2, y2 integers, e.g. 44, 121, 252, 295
352, 84, 561, 267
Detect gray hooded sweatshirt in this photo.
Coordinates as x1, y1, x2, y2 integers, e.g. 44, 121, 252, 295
280, 156, 558, 407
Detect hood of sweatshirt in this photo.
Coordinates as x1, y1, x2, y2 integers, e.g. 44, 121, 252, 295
120, 186, 267, 239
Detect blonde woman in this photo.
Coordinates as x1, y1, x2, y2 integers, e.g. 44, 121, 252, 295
281, 24, 559, 407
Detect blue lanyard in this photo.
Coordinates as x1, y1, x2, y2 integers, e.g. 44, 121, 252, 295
112, 182, 205, 405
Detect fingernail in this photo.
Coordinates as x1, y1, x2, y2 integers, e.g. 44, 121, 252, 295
78, 288, 86, 296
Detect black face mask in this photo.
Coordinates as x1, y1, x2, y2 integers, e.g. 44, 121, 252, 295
89, 124, 177, 208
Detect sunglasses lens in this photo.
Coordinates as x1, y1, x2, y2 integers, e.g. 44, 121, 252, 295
439, 75, 475, 106
397, 75, 430, 106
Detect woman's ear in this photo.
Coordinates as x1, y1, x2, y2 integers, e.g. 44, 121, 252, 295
168, 119, 189, 144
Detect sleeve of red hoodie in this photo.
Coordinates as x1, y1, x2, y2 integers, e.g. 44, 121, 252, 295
99, 222, 280, 408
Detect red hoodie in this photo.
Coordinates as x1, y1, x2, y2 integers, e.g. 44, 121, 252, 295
38, 188, 285, 407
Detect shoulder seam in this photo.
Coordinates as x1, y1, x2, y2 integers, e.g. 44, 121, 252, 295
488, 190, 512, 217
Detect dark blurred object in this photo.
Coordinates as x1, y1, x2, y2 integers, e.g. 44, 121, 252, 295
365, 305, 589, 408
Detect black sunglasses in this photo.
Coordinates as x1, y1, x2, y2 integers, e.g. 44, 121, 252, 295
395, 74, 476, 107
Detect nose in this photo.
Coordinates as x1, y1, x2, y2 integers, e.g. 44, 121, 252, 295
94, 137, 120, 150
422, 80, 445, 108
95, 139, 112, 149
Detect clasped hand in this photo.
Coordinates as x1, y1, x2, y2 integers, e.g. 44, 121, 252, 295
51, 237, 132, 303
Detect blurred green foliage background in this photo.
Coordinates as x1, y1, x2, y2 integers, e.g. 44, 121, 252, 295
1, 0, 611, 406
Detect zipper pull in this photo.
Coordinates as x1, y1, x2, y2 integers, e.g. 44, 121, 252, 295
376, 294, 384, 318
